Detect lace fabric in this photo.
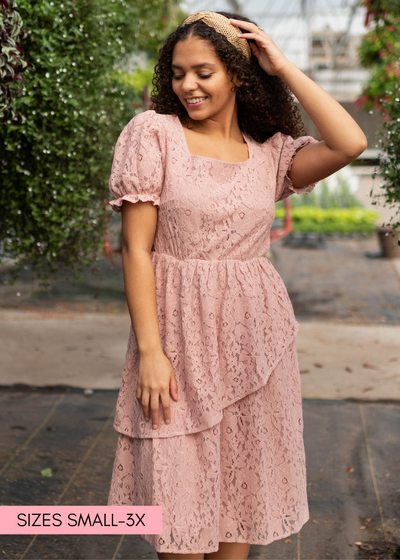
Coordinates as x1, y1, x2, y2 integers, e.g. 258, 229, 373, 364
108, 340, 310, 554
113, 251, 300, 438
271, 131, 320, 202
108, 109, 319, 438
107, 109, 319, 551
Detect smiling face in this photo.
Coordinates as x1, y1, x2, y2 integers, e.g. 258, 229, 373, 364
171, 35, 240, 120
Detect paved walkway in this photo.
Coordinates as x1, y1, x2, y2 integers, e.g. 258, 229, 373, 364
273, 235, 400, 325
1, 235, 400, 324
1, 311, 399, 401
1, 235, 400, 558
1, 236, 399, 401
0, 387, 399, 559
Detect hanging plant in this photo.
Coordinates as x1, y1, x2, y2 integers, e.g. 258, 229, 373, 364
356, 0, 399, 113
356, 0, 400, 239
0, 0, 34, 123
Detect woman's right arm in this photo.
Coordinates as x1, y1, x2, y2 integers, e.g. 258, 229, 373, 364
121, 200, 179, 431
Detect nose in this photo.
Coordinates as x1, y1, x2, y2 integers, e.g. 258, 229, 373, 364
180, 73, 202, 93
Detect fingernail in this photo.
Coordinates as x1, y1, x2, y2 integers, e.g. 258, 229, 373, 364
145, 417, 149, 421
152, 424, 157, 429
165, 419, 170, 424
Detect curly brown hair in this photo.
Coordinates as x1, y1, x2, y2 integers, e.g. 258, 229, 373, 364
150, 11, 307, 143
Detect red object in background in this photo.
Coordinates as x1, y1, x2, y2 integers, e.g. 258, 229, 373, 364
103, 198, 123, 270
270, 197, 293, 242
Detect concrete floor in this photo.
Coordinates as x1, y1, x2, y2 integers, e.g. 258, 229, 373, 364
0, 311, 399, 401
1, 235, 400, 559
0, 388, 399, 559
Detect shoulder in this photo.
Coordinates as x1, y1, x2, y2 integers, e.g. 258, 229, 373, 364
115, 110, 171, 157
124, 109, 173, 135
262, 131, 318, 155
258, 132, 289, 163
263, 131, 289, 151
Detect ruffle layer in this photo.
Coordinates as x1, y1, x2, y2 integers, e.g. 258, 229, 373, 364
113, 251, 299, 439
276, 135, 320, 201
109, 193, 161, 213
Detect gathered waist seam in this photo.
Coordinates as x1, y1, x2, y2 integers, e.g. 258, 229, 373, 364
151, 251, 270, 264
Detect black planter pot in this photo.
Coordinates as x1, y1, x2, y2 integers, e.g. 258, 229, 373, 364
376, 225, 400, 258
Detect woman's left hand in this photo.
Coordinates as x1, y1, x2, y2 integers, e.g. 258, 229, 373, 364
229, 18, 291, 77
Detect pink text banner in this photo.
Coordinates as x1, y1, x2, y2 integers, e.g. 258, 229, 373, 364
0, 506, 162, 535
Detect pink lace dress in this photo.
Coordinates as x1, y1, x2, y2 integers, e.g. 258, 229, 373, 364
107, 109, 320, 554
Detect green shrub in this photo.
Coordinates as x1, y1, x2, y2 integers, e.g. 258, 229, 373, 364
275, 206, 380, 235
356, 0, 400, 113
0, 0, 33, 123
113, 66, 157, 93
0, 0, 181, 282
373, 85, 400, 234
356, 0, 400, 234
275, 174, 362, 209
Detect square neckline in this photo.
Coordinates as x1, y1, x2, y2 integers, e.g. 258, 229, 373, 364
173, 114, 251, 166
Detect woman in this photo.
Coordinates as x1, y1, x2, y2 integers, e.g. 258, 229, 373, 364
107, 10, 367, 560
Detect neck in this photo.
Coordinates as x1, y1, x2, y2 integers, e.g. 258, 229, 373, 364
185, 103, 242, 141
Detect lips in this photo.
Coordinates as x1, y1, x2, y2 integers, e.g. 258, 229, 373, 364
185, 96, 208, 107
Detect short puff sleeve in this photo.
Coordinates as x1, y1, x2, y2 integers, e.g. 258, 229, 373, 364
269, 131, 320, 203
108, 110, 166, 213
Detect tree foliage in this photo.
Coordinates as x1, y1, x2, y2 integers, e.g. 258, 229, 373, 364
356, 0, 400, 113
0, 0, 183, 281
356, 0, 400, 232
0, 0, 33, 123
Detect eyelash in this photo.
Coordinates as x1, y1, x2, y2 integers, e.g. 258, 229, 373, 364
172, 74, 212, 80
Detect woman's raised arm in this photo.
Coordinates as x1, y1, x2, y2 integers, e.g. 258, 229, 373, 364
230, 18, 368, 188
277, 61, 368, 189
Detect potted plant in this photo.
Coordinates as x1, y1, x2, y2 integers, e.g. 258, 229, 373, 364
357, 0, 400, 258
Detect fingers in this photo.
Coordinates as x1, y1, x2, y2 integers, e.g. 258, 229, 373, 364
160, 391, 171, 425
229, 18, 254, 28
229, 18, 265, 35
236, 32, 265, 41
138, 388, 150, 422
136, 366, 178, 431
137, 388, 175, 430
150, 393, 160, 430
170, 375, 179, 401
137, 387, 158, 428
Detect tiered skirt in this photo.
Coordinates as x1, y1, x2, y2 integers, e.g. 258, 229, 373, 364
107, 338, 309, 554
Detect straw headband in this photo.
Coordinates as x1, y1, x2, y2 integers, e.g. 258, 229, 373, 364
179, 11, 259, 62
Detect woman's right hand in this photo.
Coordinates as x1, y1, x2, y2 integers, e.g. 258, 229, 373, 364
136, 349, 179, 430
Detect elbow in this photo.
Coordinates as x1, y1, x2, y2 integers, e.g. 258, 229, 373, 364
121, 243, 152, 257
345, 136, 368, 160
